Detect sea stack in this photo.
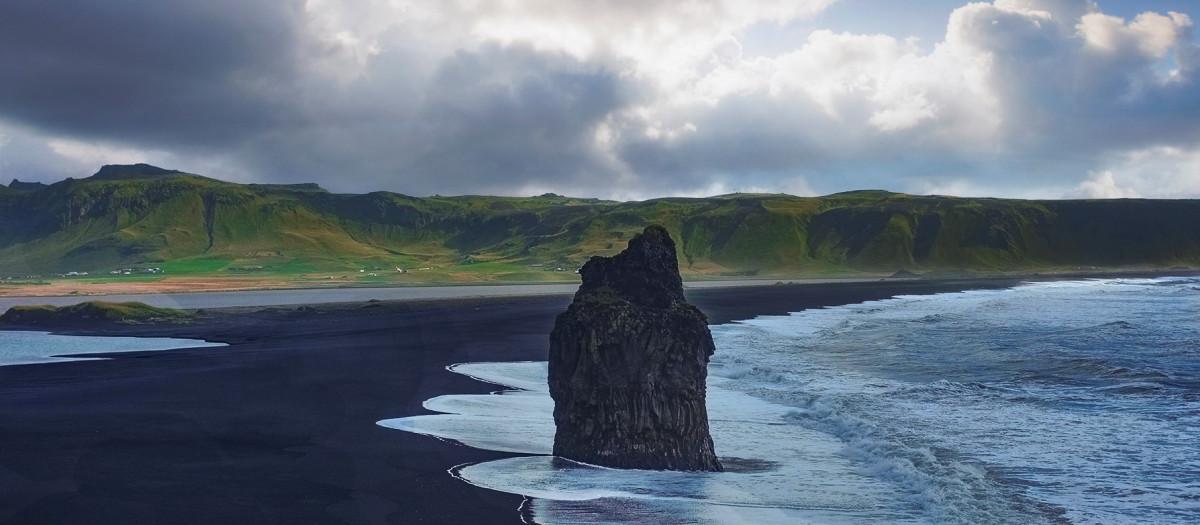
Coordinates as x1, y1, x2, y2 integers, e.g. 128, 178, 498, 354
548, 225, 722, 471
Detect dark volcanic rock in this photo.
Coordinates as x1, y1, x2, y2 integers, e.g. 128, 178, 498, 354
90, 163, 182, 180
548, 225, 722, 471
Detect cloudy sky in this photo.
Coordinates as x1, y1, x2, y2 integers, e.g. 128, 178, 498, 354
1, 0, 1198, 200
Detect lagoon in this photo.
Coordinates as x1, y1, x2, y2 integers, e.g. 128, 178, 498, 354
0, 331, 225, 367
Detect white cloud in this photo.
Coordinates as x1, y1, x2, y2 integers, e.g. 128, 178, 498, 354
463, 0, 837, 63
993, 0, 1096, 26
1065, 170, 1141, 198
45, 139, 160, 169
902, 175, 1067, 200
1081, 146, 1200, 198
1077, 11, 1191, 58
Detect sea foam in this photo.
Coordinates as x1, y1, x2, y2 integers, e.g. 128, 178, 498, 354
380, 276, 1200, 524
381, 361, 925, 524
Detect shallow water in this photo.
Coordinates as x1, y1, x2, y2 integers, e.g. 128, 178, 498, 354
0, 331, 225, 367
383, 362, 920, 523
381, 277, 1200, 524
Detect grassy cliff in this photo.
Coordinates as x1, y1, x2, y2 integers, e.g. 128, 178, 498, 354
0, 301, 194, 325
1, 164, 1198, 280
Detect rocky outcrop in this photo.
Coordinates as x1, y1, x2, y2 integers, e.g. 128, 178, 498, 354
6, 179, 48, 192
548, 225, 721, 471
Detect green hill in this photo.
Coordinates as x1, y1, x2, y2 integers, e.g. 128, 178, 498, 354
1, 164, 1198, 279
0, 301, 193, 326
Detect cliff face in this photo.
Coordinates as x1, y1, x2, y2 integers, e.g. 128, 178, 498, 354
548, 225, 721, 471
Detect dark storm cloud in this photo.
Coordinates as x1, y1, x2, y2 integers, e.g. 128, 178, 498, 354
0, 0, 650, 195
0, 0, 306, 146
406, 45, 638, 191
222, 44, 645, 195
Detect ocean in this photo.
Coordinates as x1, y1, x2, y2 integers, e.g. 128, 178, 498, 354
381, 277, 1200, 524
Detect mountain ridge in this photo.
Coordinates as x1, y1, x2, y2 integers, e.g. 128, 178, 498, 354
1, 164, 1198, 278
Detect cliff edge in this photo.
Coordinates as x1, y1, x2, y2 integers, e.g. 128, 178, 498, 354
548, 225, 722, 471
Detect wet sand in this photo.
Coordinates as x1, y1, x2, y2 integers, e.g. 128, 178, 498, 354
0, 277, 922, 313
0, 278, 1022, 524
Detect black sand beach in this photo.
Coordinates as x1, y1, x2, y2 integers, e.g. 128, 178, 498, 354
0, 278, 1021, 524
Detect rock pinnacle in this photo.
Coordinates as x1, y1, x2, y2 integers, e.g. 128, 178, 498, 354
548, 225, 722, 471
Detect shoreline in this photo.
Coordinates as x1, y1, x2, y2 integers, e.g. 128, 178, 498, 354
2, 268, 1195, 316
0, 265, 1192, 301
0, 274, 1189, 523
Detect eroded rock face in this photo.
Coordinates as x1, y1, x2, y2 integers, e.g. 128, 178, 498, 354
548, 225, 721, 471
